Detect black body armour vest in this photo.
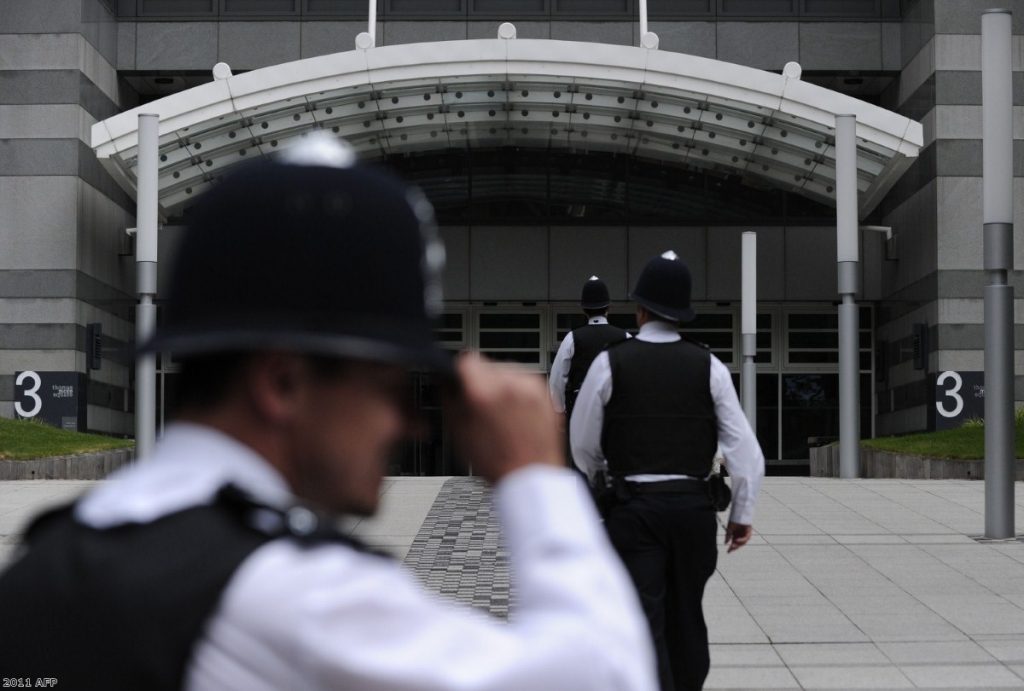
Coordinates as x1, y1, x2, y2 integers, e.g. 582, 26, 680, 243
0, 485, 384, 690
602, 337, 718, 477
565, 323, 628, 416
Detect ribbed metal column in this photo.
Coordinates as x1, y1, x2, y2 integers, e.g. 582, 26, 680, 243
982, 8, 1015, 539
836, 114, 860, 479
135, 113, 159, 460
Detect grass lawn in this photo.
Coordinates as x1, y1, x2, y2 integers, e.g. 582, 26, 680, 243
861, 420, 1024, 460
0, 417, 133, 461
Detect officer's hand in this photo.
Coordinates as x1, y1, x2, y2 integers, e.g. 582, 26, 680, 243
724, 522, 752, 553
450, 352, 565, 483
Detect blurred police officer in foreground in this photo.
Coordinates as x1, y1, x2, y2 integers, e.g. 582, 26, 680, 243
0, 136, 656, 691
549, 276, 629, 423
570, 251, 765, 691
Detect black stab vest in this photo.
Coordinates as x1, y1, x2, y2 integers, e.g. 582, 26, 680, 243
601, 337, 718, 477
0, 485, 384, 691
565, 323, 628, 416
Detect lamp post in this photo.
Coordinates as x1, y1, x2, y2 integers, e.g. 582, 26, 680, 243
135, 113, 159, 460
981, 8, 1015, 540
836, 113, 860, 479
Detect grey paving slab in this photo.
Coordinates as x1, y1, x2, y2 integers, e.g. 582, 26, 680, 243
898, 663, 1024, 688
3, 476, 1024, 689
788, 664, 914, 689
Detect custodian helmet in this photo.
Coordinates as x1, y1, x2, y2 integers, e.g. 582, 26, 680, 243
630, 250, 696, 323
580, 275, 611, 310
142, 135, 450, 372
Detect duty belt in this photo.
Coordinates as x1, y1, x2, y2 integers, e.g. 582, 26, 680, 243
626, 478, 706, 494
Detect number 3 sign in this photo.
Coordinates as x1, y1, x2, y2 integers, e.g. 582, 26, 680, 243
13, 371, 86, 432
934, 371, 984, 430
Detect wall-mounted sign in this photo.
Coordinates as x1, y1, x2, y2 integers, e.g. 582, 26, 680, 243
14, 371, 87, 432
934, 370, 984, 431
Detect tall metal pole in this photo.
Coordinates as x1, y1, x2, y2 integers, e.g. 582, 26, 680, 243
639, 0, 648, 38
982, 9, 1015, 539
836, 114, 860, 479
135, 113, 159, 460
368, 0, 377, 46
741, 231, 757, 428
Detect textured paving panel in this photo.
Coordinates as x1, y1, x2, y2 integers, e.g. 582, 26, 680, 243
403, 477, 512, 618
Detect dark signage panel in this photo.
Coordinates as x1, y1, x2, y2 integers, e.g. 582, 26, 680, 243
14, 371, 87, 432
934, 370, 984, 431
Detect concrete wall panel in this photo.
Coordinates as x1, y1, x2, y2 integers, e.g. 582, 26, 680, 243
470, 226, 548, 300
627, 227, 707, 301
218, 21, 301, 70
300, 21, 365, 58
468, 21, 550, 40
383, 21, 466, 45
550, 21, 633, 46
784, 226, 836, 300
548, 226, 627, 301
439, 226, 470, 301
0, 177, 78, 270
936, 176, 982, 270
716, 22, 798, 69
799, 22, 881, 71
649, 22, 715, 59
136, 22, 218, 71
0, 0, 82, 34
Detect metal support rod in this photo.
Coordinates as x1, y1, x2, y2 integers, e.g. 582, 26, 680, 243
982, 8, 1015, 539
741, 231, 757, 429
836, 113, 860, 479
368, 0, 377, 45
639, 0, 648, 38
135, 113, 159, 460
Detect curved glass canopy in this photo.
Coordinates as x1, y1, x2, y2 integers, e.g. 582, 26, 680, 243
92, 35, 922, 216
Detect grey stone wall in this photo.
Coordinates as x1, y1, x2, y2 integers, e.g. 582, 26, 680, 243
876, 0, 1024, 435
0, 0, 135, 435
110, 18, 898, 71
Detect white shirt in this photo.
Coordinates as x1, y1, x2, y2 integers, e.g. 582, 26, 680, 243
76, 423, 657, 691
549, 316, 629, 413
569, 321, 765, 526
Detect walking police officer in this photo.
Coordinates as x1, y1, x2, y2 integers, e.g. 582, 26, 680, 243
570, 251, 764, 691
549, 276, 629, 421
0, 137, 657, 691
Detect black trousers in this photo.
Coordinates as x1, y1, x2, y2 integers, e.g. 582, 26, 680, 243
604, 492, 719, 691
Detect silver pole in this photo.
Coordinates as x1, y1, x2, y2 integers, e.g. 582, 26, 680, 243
135, 113, 159, 460
741, 231, 757, 428
836, 114, 860, 479
368, 0, 377, 45
639, 0, 648, 38
982, 8, 1015, 539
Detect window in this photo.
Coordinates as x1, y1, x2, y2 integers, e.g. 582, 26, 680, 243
476, 312, 544, 368
785, 308, 871, 370
685, 312, 734, 364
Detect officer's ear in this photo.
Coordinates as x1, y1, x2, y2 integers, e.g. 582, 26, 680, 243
245, 352, 308, 425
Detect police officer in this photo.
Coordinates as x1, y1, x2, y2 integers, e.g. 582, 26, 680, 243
549, 276, 629, 422
570, 251, 765, 691
0, 137, 657, 691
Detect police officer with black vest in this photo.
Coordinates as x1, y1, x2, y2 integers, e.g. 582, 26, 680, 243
549, 275, 629, 421
571, 251, 765, 691
0, 137, 657, 690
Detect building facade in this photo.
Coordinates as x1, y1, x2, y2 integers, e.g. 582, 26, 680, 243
1, 0, 1020, 473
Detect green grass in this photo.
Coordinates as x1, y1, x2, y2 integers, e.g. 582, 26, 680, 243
861, 419, 1024, 460
0, 417, 133, 461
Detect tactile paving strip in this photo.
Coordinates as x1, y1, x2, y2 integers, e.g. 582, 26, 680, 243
403, 477, 513, 619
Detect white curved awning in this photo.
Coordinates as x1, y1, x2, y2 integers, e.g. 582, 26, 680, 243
92, 36, 922, 216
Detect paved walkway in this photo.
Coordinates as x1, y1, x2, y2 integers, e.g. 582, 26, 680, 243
2, 476, 1023, 689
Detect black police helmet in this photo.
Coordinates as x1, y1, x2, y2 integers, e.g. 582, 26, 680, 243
141, 135, 451, 373
630, 251, 696, 323
580, 275, 611, 310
